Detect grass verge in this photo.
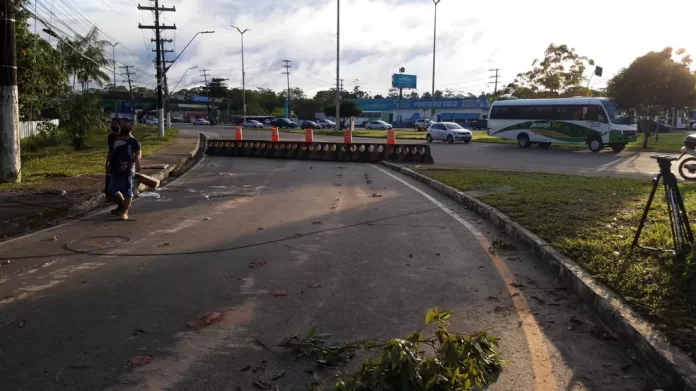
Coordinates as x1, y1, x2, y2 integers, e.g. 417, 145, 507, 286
417, 167, 696, 358
0, 125, 179, 191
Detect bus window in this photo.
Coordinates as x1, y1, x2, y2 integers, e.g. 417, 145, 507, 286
584, 106, 608, 123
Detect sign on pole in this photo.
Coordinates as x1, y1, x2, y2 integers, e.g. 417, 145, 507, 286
391, 74, 417, 89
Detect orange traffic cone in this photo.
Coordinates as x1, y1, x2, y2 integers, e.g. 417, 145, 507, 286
235, 126, 243, 140
271, 127, 280, 142
305, 128, 314, 143
387, 129, 396, 145
343, 129, 352, 144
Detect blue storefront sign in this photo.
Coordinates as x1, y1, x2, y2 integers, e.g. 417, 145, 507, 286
192, 95, 210, 102
391, 74, 417, 89
352, 98, 490, 112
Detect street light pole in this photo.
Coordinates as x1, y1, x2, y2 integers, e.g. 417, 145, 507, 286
335, 0, 340, 132
431, 0, 441, 120
108, 41, 120, 117
231, 26, 250, 126
171, 66, 198, 95
164, 31, 214, 74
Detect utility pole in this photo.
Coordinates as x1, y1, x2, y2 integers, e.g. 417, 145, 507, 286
335, 0, 340, 131
108, 42, 120, 117
231, 26, 250, 127
120, 65, 136, 118
200, 69, 211, 119
138, 0, 176, 137
281, 59, 292, 119
431, 0, 441, 120
0, 0, 20, 183
489, 68, 500, 94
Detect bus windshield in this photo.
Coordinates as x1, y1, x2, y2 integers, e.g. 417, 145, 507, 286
601, 100, 634, 125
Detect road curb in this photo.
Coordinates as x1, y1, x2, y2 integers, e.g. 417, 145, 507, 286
379, 161, 696, 390
0, 132, 205, 241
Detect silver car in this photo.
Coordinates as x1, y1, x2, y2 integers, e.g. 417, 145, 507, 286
426, 122, 472, 144
365, 120, 392, 130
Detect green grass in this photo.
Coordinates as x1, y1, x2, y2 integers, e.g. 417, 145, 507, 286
418, 167, 696, 358
0, 125, 179, 191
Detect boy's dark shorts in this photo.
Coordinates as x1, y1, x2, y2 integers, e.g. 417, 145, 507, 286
108, 173, 134, 198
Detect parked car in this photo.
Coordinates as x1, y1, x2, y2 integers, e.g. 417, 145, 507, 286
301, 120, 322, 129
145, 118, 158, 125
414, 119, 432, 131
365, 120, 392, 130
270, 118, 297, 129
426, 122, 472, 144
471, 119, 488, 130
192, 118, 210, 125
244, 120, 264, 128
316, 119, 335, 129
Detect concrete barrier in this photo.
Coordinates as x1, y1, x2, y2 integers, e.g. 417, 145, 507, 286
206, 139, 434, 164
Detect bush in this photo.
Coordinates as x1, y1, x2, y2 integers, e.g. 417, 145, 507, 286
21, 121, 64, 151
61, 92, 105, 149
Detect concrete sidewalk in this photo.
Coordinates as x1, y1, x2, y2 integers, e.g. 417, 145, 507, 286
0, 129, 201, 240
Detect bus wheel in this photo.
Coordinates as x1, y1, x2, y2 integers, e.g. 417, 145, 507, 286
588, 137, 604, 153
538, 142, 551, 149
517, 133, 531, 148
610, 144, 625, 153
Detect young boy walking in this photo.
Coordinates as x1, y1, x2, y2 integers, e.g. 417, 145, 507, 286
106, 119, 141, 220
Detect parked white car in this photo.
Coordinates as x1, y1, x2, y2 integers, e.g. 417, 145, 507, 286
145, 118, 158, 125
192, 118, 210, 125
365, 120, 392, 130
414, 119, 432, 131
426, 122, 472, 144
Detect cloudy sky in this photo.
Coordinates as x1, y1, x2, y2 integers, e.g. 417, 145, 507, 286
34, 0, 696, 97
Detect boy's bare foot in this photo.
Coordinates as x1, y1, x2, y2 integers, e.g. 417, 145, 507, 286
119, 214, 129, 221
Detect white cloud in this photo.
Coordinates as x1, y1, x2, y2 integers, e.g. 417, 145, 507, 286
39, 0, 696, 96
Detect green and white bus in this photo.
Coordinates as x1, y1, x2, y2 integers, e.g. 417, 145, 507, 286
488, 98, 637, 152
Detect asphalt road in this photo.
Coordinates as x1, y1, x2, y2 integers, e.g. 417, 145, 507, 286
0, 153, 651, 390
185, 124, 679, 178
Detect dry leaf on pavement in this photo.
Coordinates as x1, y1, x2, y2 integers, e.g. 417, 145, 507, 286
249, 260, 269, 268
308, 283, 321, 288
270, 290, 287, 297
187, 311, 223, 330
129, 355, 153, 366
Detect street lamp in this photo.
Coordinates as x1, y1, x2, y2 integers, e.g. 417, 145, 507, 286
164, 31, 214, 73
107, 41, 120, 115
431, 0, 441, 120
231, 25, 250, 126
171, 66, 198, 95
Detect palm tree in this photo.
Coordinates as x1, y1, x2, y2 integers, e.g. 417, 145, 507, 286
58, 27, 111, 92
75, 27, 111, 91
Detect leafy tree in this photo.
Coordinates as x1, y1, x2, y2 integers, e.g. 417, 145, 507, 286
104, 84, 128, 92
421, 91, 432, 99
280, 87, 306, 100
293, 98, 320, 119
408, 91, 419, 99
433, 90, 444, 98
203, 78, 229, 99
255, 88, 280, 113
607, 47, 696, 148
60, 92, 104, 149
387, 88, 399, 98
373, 94, 385, 99
313, 89, 336, 108
560, 86, 592, 97
324, 101, 363, 128
505, 44, 595, 97
15, 2, 69, 120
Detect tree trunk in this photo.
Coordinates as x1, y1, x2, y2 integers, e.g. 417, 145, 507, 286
72, 74, 76, 91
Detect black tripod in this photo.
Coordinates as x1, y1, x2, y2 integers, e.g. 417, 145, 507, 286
630, 155, 694, 257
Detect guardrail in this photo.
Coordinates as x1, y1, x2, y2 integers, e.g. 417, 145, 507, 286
205, 140, 434, 164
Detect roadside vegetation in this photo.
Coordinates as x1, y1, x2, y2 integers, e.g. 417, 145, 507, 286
1, 125, 178, 191
418, 167, 696, 358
